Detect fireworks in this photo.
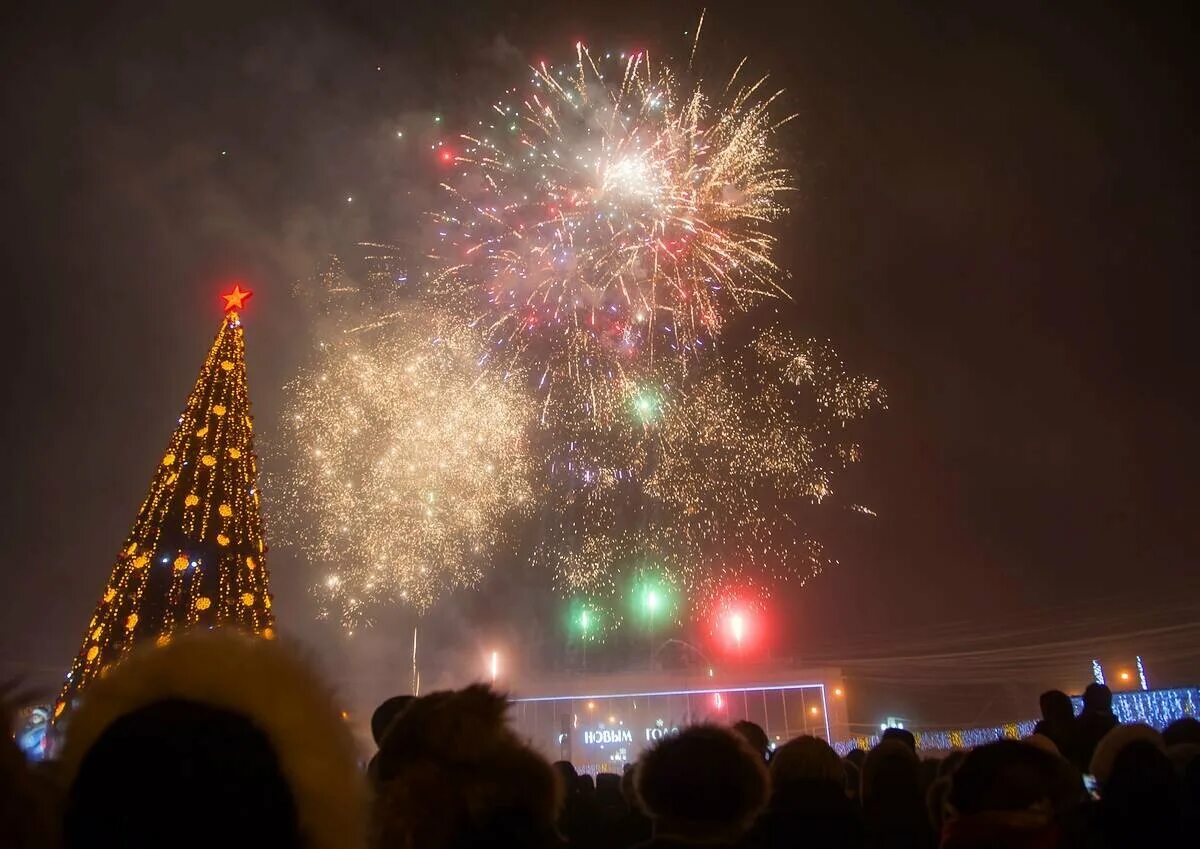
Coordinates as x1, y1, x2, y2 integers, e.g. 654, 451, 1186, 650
531, 326, 886, 608
274, 310, 535, 628
275, 29, 885, 641
431, 43, 793, 421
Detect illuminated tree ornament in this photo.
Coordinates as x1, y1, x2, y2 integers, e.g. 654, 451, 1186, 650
221, 284, 252, 312
54, 289, 276, 723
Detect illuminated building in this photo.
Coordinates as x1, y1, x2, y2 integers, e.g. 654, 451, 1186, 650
509, 666, 848, 773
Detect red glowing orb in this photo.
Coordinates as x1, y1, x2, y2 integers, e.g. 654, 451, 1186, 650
704, 589, 768, 656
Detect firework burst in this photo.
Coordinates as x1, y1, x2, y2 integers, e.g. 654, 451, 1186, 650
278, 30, 883, 636
431, 42, 793, 422
530, 325, 885, 606
275, 310, 536, 629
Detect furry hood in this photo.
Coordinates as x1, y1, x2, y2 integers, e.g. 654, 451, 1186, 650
1089, 722, 1163, 785
374, 684, 562, 849
57, 631, 367, 849
635, 724, 769, 836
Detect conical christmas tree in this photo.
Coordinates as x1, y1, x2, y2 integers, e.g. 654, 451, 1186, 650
55, 286, 275, 719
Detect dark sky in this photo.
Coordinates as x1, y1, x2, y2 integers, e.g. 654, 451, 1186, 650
2, 1, 1197, 727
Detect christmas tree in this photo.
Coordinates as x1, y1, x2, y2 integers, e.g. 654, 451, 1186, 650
55, 285, 275, 719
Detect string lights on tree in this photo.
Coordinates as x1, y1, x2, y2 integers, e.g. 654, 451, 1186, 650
54, 285, 275, 721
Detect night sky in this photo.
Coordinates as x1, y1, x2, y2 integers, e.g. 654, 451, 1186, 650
2, 1, 1197, 728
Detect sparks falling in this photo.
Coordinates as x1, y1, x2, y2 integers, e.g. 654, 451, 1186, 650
278, 30, 884, 634
275, 310, 535, 629
530, 327, 886, 607
430, 42, 793, 423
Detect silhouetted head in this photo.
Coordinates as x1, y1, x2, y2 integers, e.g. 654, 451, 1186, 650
1024, 733, 1060, 757
57, 632, 365, 849
1039, 689, 1074, 724
1100, 740, 1186, 843
844, 747, 867, 769
732, 720, 770, 761
371, 695, 415, 746
1082, 683, 1113, 713
1090, 723, 1163, 785
880, 726, 917, 752
635, 725, 768, 841
770, 735, 844, 787
862, 739, 921, 804
375, 684, 562, 849
1163, 717, 1200, 748
1166, 743, 1199, 777
66, 699, 300, 849
861, 740, 930, 842
947, 740, 1081, 817
595, 772, 622, 803
942, 740, 1083, 845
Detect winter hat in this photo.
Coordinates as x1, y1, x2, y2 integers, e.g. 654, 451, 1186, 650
58, 631, 366, 849
1089, 723, 1163, 785
770, 734, 845, 786
635, 724, 769, 838
1023, 734, 1060, 757
374, 684, 562, 849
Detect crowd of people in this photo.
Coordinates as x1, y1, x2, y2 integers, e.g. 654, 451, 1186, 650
2, 631, 1198, 848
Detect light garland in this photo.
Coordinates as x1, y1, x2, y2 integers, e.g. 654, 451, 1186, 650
833, 686, 1200, 755
54, 290, 275, 720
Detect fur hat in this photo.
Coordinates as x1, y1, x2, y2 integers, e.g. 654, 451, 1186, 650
371, 694, 415, 746
732, 720, 770, 760
57, 631, 366, 849
861, 738, 920, 802
770, 734, 845, 786
1090, 723, 1163, 785
374, 684, 562, 849
635, 724, 769, 838
1023, 733, 1060, 757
